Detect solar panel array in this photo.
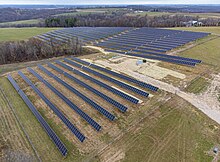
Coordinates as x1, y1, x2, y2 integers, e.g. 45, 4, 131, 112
63, 58, 149, 97
36, 27, 132, 45
71, 57, 159, 92
96, 28, 207, 66
36, 27, 208, 66
28, 68, 102, 131
37, 65, 116, 121
7, 74, 68, 156
53, 61, 139, 104
8, 55, 162, 156
18, 71, 86, 142
45, 63, 128, 113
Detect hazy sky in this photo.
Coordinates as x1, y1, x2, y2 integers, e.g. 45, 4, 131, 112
0, 0, 219, 5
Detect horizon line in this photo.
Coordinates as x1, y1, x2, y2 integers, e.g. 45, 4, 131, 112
1, 4, 220, 5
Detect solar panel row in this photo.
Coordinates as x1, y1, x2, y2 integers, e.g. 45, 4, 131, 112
7, 74, 68, 156
106, 49, 197, 66
18, 71, 86, 142
71, 57, 159, 92
54, 61, 139, 104
37, 65, 116, 121
64, 58, 149, 97
46, 63, 128, 112
28, 68, 102, 131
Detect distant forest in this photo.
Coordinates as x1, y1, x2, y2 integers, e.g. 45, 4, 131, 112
0, 6, 220, 28
44, 14, 220, 28
0, 8, 74, 23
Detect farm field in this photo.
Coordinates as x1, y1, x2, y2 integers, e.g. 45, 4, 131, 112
1, 26, 220, 162
0, 19, 43, 26
54, 8, 126, 16
171, 26, 220, 35
127, 11, 220, 19
0, 28, 60, 42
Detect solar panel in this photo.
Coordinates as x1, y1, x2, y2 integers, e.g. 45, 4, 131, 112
18, 71, 86, 142
7, 74, 68, 156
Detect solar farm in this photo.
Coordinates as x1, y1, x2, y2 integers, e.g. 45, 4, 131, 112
2, 27, 220, 162
36, 27, 209, 66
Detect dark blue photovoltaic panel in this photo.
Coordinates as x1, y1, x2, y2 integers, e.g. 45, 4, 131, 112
64, 58, 149, 97
18, 71, 86, 142
28, 68, 102, 131
71, 57, 159, 92
47, 63, 128, 112
7, 75, 68, 156
54, 61, 139, 104
37, 65, 116, 121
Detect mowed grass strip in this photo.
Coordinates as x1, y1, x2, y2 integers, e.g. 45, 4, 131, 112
0, 19, 43, 26
185, 77, 209, 94
0, 27, 60, 42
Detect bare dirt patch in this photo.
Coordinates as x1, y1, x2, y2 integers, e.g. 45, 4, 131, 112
90, 57, 186, 80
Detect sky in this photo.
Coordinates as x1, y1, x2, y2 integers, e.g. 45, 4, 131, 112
0, 0, 220, 5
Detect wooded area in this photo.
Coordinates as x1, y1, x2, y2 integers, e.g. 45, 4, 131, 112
0, 38, 82, 65
44, 13, 220, 27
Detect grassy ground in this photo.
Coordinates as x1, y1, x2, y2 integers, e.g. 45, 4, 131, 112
55, 8, 125, 16
0, 19, 43, 26
179, 37, 220, 67
168, 27, 220, 68
171, 26, 220, 35
0, 77, 84, 162
0, 86, 36, 161
0, 27, 60, 42
94, 96, 220, 162
127, 12, 220, 19
185, 77, 209, 94
126, 11, 172, 17
1, 73, 219, 162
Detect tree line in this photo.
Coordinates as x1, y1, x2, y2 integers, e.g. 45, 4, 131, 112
43, 13, 220, 27
0, 38, 83, 65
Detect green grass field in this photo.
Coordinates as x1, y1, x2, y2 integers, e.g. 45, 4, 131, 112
185, 77, 209, 94
171, 26, 220, 35
0, 28, 60, 42
93, 96, 220, 162
126, 11, 172, 17
169, 27, 220, 68
0, 19, 43, 26
55, 8, 125, 16
127, 12, 220, 19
